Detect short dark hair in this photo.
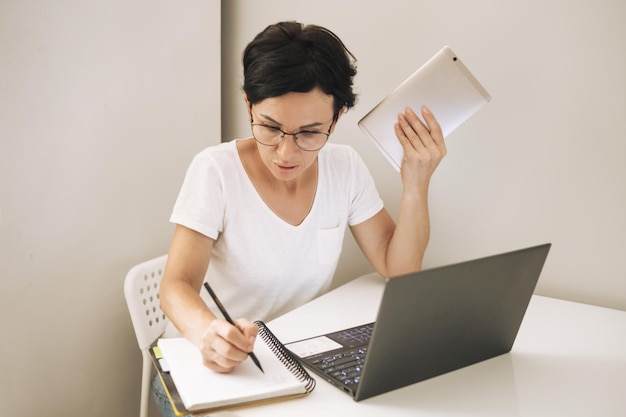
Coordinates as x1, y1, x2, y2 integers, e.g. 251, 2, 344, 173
243, 21, 357, 118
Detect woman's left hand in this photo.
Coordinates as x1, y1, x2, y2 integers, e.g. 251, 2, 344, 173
394, 106, 447, 192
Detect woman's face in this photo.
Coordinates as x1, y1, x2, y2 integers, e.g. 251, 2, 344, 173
247, 88, 340, 184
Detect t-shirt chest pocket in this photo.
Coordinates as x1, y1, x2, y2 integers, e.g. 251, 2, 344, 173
317, 226, 342, 265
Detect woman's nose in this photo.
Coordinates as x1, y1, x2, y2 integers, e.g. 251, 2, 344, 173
275, 133, 300, 156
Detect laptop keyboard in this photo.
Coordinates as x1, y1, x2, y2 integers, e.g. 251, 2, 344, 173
311, 323, 374, 386
333, 323, 374, 347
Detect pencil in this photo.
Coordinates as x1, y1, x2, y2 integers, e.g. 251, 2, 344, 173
203, 282, 264, 373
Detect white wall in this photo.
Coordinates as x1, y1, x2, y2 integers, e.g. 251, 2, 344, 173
0, 1, 220, 416
221, 0, 626, 311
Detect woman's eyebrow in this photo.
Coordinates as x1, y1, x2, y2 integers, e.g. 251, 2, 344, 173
258, 113, 325, 129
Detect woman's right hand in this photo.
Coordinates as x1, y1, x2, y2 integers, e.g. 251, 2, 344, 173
160, 226, 259, 372
197, 318, 259, 373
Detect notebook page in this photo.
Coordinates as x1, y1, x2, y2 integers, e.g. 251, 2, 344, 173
158, 335, 307, 410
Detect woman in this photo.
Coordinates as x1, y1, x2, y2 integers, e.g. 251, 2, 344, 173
153, 21, 446, 416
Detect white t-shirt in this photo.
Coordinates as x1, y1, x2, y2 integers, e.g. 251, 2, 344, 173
169, 140, 383, 323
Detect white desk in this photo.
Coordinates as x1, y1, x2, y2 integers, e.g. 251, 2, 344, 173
221, 273, 626, 417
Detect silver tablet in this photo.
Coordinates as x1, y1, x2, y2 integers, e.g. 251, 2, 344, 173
358, 46, 491, 171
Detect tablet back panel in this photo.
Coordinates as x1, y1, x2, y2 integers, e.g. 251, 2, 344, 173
358, 46, 490, 171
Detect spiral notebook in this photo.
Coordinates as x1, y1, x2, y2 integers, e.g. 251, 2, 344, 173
152, 321, 315, 415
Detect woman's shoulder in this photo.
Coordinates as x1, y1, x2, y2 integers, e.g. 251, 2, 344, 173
188, 140, 241, 168
320, 142, 365, 171
320, 142, 359, 161
194, 139, 238, 158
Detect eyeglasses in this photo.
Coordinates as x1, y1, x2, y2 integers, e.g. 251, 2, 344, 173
250, 114, 335, 152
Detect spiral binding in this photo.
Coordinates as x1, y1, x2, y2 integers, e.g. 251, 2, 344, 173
255, 320, 316, 392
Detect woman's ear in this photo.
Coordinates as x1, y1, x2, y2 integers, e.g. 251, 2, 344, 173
329, 106, 347, 134
243, 94, 252, 123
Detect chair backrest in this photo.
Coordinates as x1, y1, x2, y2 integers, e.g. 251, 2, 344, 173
124, 255, 169, 350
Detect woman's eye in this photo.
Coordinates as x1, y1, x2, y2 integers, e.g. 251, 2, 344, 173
262, 125, 282, 134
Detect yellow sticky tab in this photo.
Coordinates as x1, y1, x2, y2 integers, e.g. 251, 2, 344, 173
153, 346, 163, 359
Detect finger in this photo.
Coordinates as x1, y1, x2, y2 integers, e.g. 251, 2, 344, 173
198, 336, 242, 373
403, 107, 435, 147
394, 119, 414, 151
211, 334, 249, 363
396, 113, 426, 152
420, 106, 444, 145
199, 320, 251, 367
235, 319, 259, 351
201, 346, 238, 373
214, 319, 255, 353
404, 107, 430, 134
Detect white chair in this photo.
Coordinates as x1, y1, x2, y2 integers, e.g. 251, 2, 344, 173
124, 255, 169, 417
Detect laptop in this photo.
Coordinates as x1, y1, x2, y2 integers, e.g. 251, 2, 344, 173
284, 243, 551, 401
358, 45, 491, 172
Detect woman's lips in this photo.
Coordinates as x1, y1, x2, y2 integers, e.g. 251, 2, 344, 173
275, 162, 297, 171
